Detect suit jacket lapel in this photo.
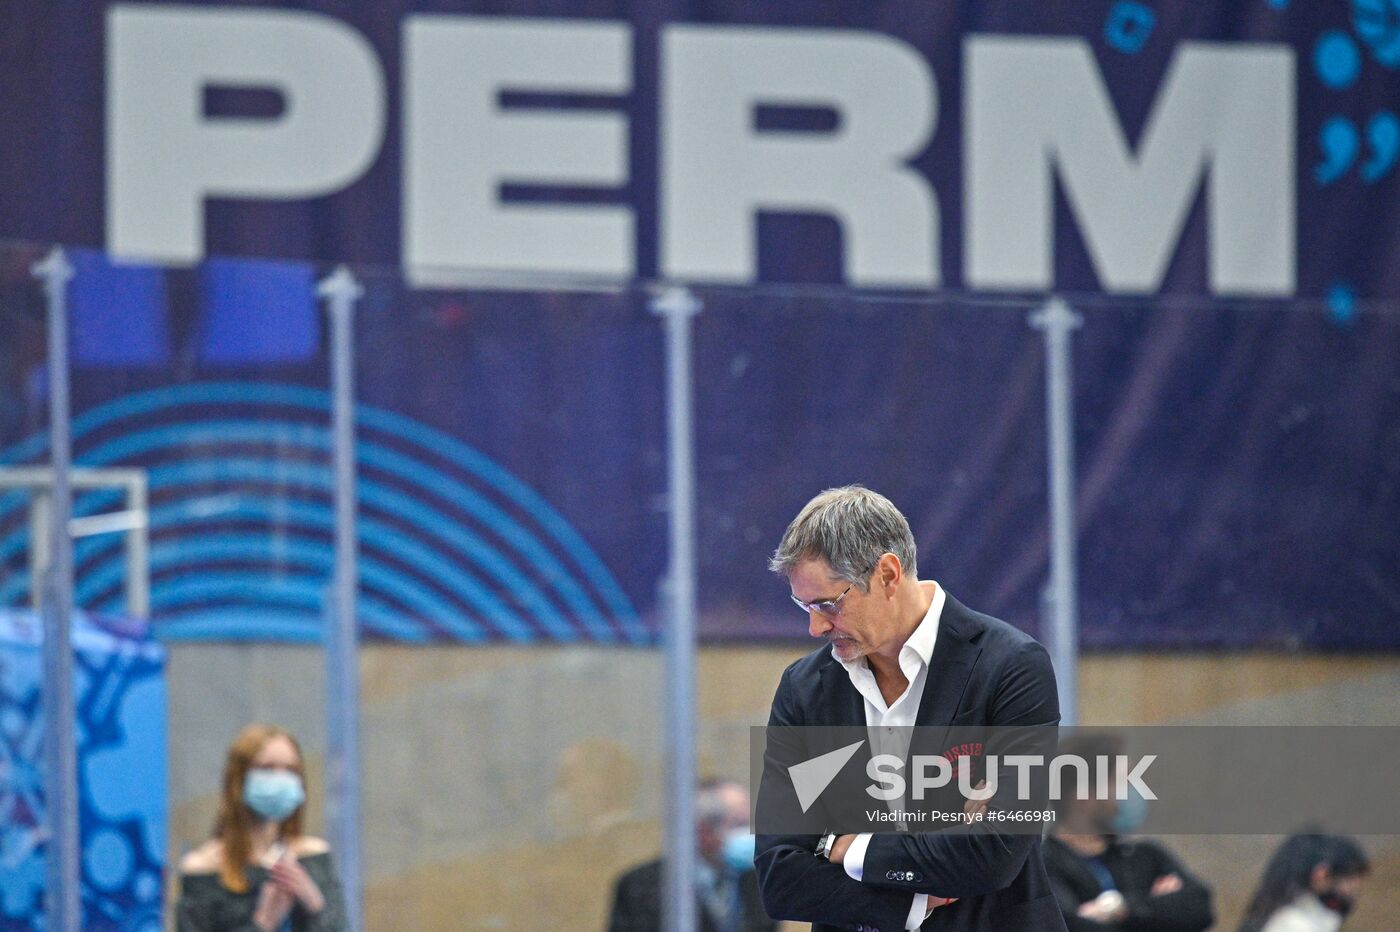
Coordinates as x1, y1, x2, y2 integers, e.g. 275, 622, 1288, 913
811, 597, 985, 731
819, 655, 865, 724
915, 595, 984, 754
812, 655, 872, 829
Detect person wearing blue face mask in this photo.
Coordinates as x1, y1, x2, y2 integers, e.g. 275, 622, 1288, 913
1043, 734, 1213, 932
608, 778, 776, 932
175, 724, 347, 931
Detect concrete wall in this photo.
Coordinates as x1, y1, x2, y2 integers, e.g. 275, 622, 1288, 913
164, 645, 1400, 930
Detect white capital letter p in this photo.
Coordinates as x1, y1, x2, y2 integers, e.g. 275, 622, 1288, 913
107, 5, 386, 263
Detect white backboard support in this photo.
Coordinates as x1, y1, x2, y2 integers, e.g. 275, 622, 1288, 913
0, 466, 149, 618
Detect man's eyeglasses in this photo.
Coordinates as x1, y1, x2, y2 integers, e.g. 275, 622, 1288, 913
790, 584, 854, 618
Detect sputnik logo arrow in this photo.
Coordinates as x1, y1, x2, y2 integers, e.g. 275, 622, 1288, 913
787, 739, 866, 813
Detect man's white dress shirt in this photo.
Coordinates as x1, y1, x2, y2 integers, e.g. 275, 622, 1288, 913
832, 581, 945, 930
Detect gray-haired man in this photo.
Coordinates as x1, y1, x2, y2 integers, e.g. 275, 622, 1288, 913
755, 486, 1067, 931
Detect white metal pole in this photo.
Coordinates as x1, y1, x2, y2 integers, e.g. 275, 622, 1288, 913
650, 286, 702, 932
126, 474, 150, 617
319, 265, 363, 932
33, 246, 80, 931
1030, 297, 1082, 726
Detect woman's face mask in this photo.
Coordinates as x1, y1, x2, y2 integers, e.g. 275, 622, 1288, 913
1318, 888, 1356, 918
243, 769, 305, 822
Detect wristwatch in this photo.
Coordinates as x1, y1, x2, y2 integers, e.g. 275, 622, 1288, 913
814, 831, 838, 860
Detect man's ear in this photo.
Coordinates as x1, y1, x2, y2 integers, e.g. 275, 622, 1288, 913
1309, 862, 1332, 892
875, 553, 902, 592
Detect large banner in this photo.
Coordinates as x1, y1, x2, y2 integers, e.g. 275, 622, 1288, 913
0, 1, 1398, 299
0, 3, 1397, 650
1, 257, 1395, 650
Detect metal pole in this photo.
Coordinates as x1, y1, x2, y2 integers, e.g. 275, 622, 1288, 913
28, 493, 50, 614
126, 474, 150, 617
319, 265, 363, 932
33, 246, 80, 931
650, 286, 702, 932
1030, 297, 1082, 726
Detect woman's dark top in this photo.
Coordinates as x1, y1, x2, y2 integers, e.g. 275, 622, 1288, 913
175, 851, 347, 931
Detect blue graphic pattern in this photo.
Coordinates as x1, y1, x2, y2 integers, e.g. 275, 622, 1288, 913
1315, 30, 1362, 89
1104, 2, 1157, 55
197, 258, 319, 364
0, 383, 643, 644
1327, 281, 1359, 325
0, 610, 166, 931
1360, 110, 1400, 180
1308, 1, 1400, 190
1313, 109, 1399, 185
1353, 0, 1400, 67
1315, 115, 1362, 184
68, 250, 170, 368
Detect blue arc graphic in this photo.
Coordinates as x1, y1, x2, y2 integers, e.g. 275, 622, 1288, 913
142, 572, 426, 642
1, 494, 526, 641
7, 380, 636, 625
0, 382, 643, 644
75, 422, 596, 635
79, 534, 469, 640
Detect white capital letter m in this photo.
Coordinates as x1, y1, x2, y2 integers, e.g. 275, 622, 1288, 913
965, 38, 1294, 296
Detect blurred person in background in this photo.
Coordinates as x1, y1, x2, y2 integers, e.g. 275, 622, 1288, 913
175, 724, 347, 931
608, 778, 774, 932
1238, 832, 1369, 932
1044, 734, 1213, 931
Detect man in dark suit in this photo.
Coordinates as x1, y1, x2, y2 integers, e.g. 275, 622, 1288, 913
608, 779, 776, 932
756, 486, 1068, 931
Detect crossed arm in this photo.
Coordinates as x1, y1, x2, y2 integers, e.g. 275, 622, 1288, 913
754, 640, 1060, 927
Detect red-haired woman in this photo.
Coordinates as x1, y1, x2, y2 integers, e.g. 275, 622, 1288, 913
175, 725, 346, 931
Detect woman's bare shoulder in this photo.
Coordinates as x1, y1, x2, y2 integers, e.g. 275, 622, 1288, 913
179, 840, 223, 875
291, 835, 330, 857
